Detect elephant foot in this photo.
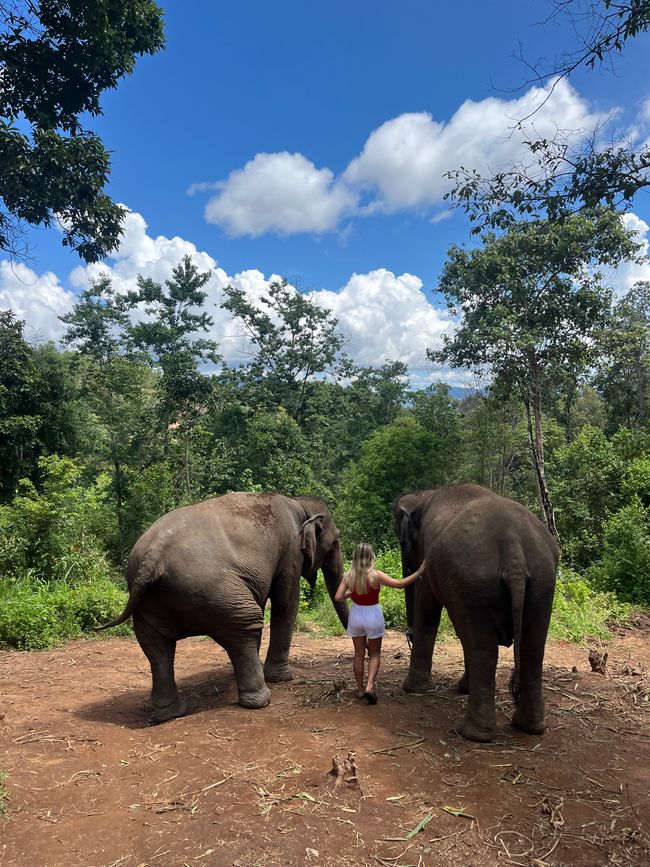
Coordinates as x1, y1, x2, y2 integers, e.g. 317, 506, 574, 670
238, 684, 272, 709
511, 708, 546, 735
402, 670, 435, 693
459, 714, 496, 743
264, 663, 294, 683
457, 672, 469, 694
149, 697, 187, 725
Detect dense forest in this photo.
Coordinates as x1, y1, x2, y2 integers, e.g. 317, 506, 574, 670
1, 250, 648, 649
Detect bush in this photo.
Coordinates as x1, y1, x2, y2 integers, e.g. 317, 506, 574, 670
0, 577, 130, 650
0, 455, 115, 584
587, 499, 650, 605
549, 567, 632, 642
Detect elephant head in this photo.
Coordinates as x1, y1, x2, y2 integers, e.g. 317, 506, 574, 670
393, 493, 427, 632
296, 500, 348, 628
394, 494, 424, 571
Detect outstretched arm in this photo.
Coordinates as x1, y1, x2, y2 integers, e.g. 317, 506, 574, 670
334, 577, 351, 602
376, 561, 426, 589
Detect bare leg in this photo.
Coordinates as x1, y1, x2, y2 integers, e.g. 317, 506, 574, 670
351, 636, 366, 697
365, 637, 382, 697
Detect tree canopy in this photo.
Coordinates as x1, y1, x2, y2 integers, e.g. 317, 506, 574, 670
447, 1, 650, 231
430, 210, 639, 533
0, 1, 165, 261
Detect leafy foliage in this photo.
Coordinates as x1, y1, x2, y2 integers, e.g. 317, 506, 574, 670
1, 244, 648, 649
0, 1, 165, 260
431, 211, 638, 533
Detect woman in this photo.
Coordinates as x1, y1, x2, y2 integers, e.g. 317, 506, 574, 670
335, 543, 426, 704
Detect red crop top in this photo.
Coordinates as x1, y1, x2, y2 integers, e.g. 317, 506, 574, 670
350, 575, 380, 606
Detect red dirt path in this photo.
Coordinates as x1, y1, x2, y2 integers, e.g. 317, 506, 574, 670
1, 625, 649, 866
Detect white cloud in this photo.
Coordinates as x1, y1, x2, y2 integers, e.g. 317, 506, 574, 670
0, 210, 455, 380
312, 269, 451, 368
203, 152, 357, 237
344, 79, 604, 213
196, 79, 607, 235
0, 261, 75, 342
610, 212, 650, 293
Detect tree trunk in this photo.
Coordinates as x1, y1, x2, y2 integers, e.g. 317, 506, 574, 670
524, 391, 557, 537
522, 361, 558, 538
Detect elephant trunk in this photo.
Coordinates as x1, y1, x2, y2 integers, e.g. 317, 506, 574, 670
322, 542, 348, 628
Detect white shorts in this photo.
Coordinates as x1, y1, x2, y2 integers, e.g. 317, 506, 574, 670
347, 603, 385, 640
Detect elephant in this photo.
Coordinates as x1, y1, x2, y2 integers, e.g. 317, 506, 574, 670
100, 492, 348, 723
394, 484, 558, 742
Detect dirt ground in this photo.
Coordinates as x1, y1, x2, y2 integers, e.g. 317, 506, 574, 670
1, 624, 649, 867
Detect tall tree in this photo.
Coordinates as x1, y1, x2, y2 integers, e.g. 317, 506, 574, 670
595, 281, 650, 430
125, 256, 220, 502
0, 311, 79, 500
430, 211, 638, 535
60, 276, 155, 558
0, 1, 165, 261
0, 310, 42, 498
221, 279, 346, 422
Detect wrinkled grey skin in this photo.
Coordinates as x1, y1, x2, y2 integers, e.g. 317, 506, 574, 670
100, 493, 348, 724
395, 484, 558, 743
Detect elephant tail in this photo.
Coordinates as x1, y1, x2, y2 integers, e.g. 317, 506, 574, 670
506, 572, 528, 705
95, 550, 164, 630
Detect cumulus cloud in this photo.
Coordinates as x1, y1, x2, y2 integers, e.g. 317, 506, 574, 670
0, 210, 452, 378
0, 261, 75, 341
345, 79, 604, 213
610, 212, 650, 293
203, 152, 357, 237
312, 269, 452, 367
196, 79, 607, 235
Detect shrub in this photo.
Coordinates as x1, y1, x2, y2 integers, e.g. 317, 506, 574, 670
549, 567, 632, 642
587, 498, 650, 605
0, 455, 114, 584
0, 577, 130, 650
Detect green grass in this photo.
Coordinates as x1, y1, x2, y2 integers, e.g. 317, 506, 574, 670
0, 550, 634, 652
0, 577, 131, 650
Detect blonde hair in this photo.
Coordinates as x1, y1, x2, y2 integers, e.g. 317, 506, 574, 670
346, 543, 378, 595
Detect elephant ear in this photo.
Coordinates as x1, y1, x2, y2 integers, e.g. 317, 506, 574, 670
300, 514, 325, 565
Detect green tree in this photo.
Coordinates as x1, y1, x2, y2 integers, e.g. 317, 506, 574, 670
0, 311, 78, 499
221, 279, 346, 422
238, 408, 323, 496
595, 281, 650, 431
122, 256, 220, 505
430, 211, 638, 534
0, 310, 42, 498
60, 277, 158, 558
336, 415, 447, 552
0, 1, 165, 261
410, 382, 463, 478
458, 391, 533, 498
447, 3, 650, 232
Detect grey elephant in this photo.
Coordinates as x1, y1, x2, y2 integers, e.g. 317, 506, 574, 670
394, 484, 558, 742
100, 492, 348, 723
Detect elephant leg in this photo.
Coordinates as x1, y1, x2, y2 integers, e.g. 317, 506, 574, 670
403, 579, 442, 693
222, 636, 271, 709
459, 631, 498, 743
511, 589, 553, 735
133, 614, 186, 725
263, 575, 300, 683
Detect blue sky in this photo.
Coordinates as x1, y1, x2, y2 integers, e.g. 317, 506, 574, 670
2, 1, 650, 380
